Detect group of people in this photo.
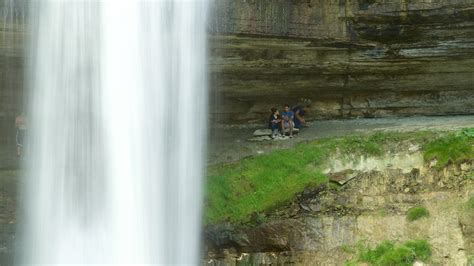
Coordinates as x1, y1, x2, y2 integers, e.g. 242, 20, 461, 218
268, 100, 311, 139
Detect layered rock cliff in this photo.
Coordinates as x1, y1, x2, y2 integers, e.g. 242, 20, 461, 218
205, 153, 474, 265
209, 0, 474, 123
0, 0, 473, 138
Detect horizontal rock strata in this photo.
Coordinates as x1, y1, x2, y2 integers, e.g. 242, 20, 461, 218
209, 0, 474, 124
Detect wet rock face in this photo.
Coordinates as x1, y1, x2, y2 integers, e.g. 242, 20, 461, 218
209, 0, 474, 124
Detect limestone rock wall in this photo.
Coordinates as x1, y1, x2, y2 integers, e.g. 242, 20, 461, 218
209, 0, 474, 124
205, 160, 474, 265
0, 1, 474, 136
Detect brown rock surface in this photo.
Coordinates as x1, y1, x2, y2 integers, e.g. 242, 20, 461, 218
205, 162, 474, 265
209, 0, 474, 123
0, 1, 474, 133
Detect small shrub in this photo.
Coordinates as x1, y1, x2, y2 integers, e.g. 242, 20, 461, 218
359, 240, 394, 263
355, 239, 431, 266
403, 239, 432, 261
406, 206, 430, 222
377, 245, 415, 266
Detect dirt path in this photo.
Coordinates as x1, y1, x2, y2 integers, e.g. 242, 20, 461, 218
208, 115, 474, 164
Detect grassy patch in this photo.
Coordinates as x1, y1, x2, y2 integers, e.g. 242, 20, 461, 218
336, 134, 383, 156
423, 129, 474, 169
463, 128, 474, 138
406, 206, 430, 222
205, 141, 329, 224
350, 239, 431, 266
205, 133, 400, 224
205, 132, 430, 224
205, 129, 469, 224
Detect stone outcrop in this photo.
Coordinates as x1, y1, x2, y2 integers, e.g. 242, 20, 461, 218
209, 0, 474, 124
205, 159, 474, 265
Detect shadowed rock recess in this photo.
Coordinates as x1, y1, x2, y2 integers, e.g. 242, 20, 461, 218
209, 0, 474, 124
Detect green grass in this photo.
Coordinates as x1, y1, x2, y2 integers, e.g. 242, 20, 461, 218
205, 131, 433, 224
423, 129, 474, 169
336, 134, 383, 156
205, 133, 396, 224
463, 128, 474, 138
354, 239, 431, 266
205, 141, 329, 224
205, 129, 472, 224
406, 206, 430, 222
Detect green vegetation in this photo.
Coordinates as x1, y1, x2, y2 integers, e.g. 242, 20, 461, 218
205, 132, 400, 224
335, 134, 383, 156
466, 196, 474, 210
205, 142, 329, 224
463, 128, 474, 138
423, 129, 474, 169
466, 173, 474, 181
347, 239, 431, 266
206, 132, 425, 224
406, 206, 430, 222
205, 129, 473, 224
468, 255, 474, 266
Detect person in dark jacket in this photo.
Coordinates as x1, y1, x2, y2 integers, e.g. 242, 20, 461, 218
268, 107, 282, 138
292, 99, 311, 129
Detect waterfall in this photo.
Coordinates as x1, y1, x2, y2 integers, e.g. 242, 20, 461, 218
18, 0, 209, 264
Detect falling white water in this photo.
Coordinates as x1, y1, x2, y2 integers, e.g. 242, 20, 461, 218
19, 0, 208, 264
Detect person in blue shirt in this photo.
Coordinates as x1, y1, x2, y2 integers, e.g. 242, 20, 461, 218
281, 104, 294, 138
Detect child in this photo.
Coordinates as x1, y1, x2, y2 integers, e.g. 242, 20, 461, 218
268, 107, 282, 138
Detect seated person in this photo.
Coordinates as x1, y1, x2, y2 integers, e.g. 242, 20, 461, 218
292, 99, 311, 129
268, 107, 282, 138
281, 104, 294, 138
